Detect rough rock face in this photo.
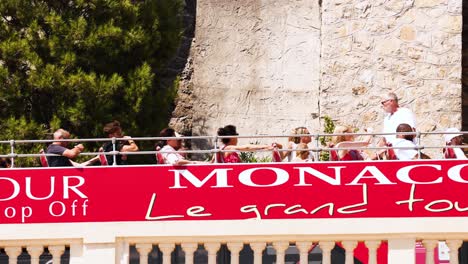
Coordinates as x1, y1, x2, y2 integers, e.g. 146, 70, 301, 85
172, 0, 321, 148
320, 0, 463, 151
171, 0, 463, 156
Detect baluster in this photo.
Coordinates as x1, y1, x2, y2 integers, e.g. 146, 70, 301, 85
250, 242, 266, 264
342, 241, 357, 264
181, 243, 198, 264
204, 243, 220, 264
446, 240, 463, 264
4, 246, 22, 264
318, 241, 335, 264
159, 243, 175, 264
422, 240, 438, 264
48, 245, 65, 264
365, 240, 381, 264
227, 242, 243, 264
273, 241, 289, 264
295, 241, 312, 264
135, 243, 153, 264
27, 246, 43, 264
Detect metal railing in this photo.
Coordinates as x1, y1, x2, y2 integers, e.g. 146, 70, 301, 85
0, 130, 466, 167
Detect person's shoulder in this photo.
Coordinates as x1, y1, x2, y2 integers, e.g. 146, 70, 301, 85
161, 145, 173, 151
397, 107, 414, 115
47, 144, 66, 154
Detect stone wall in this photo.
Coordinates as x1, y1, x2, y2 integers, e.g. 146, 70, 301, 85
171, 0, 464, 155
320, 0, 463, 149
171, 0, 321, 147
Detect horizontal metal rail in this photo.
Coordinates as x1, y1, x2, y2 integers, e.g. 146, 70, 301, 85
0, 131, 466, 167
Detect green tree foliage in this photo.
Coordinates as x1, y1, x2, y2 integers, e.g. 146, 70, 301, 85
319, 116, 335, 161
0, 0, 184, 165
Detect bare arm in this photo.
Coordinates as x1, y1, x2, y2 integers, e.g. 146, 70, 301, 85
121, 136, 139, 152
226, 144, 273, 152
62, 144, 83, 159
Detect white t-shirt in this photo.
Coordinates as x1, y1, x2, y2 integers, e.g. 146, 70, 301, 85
453, 148, 467, 159
383, 107, 416, 143
161, 145, 184, 165
392, 138, 418, 160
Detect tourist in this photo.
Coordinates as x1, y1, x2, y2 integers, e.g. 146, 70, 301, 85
46, 129, 99, 167
216, 125, 278, 163
159, 128, 206, 165
102, 120, 139, 165
329, 125, 368, 161
283, 127, 313, 162
392, 123, 430, 160
443, 128, 467, 159
380, 92, 416, 144
291, 143, 312, 162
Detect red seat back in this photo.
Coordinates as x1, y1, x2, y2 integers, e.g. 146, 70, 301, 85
155, 146, 165, 164
385, 143, 398, 160
272, 144, 282, 162
444, 147, 456, 159
39, 149, 49, 167
98, 148, 108, 166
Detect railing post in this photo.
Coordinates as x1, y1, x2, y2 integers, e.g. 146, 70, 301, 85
295, 241, 312, 264
227, 242, 243, 264
365, 240, 380, 264
388, 238, 415, 264
318, 241, 335, 264
213, 136, 218, 163
342, 240, 357, 264
181, 243, 197, 264
204, 242, 220, 264
273, 241, 289, 264
250, 242, 266, 264
27, 245, 43, 264
422, 240, 438, 264
112, 137, 117, 166
314, 133, 320, 161
48, 245, 65, 264
416, 131, 422, 159
136, 243, 153, 264
446, 240, 463, 264
9, 139, 15, 168
159, 243, 175, 264
4, 246, 22, 264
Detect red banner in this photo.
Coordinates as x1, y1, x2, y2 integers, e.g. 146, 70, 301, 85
0, 160, 467, 224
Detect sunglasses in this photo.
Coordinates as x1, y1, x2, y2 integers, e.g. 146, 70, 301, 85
381, 99, 392, 105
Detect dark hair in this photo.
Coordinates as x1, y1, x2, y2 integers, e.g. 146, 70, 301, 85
0, 157, 11, 168
396, 123, 414, 141
158, 128, 176, 147
103, 120, 121, 134
217, 125, 238, 144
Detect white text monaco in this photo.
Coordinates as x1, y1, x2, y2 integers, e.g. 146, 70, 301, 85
169, 164, 468, 189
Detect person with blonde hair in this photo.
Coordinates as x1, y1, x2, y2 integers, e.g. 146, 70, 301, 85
329, 125, 369, 161
283, 127, 313, 162
291, 143, 312, 162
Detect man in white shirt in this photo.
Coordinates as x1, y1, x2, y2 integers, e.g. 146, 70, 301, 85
381, 92, 416, 144
159, 128, 207, 165
444, 128, 467, 159
392, 123, 418, 160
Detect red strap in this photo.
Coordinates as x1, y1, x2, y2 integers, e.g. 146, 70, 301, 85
155, 146, 165, 164
272, 144, 282, 162
39, 149, 49, 167
98, 148, 108, 166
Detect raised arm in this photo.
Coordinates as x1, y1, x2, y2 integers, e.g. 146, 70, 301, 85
62, 144, 83, 159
